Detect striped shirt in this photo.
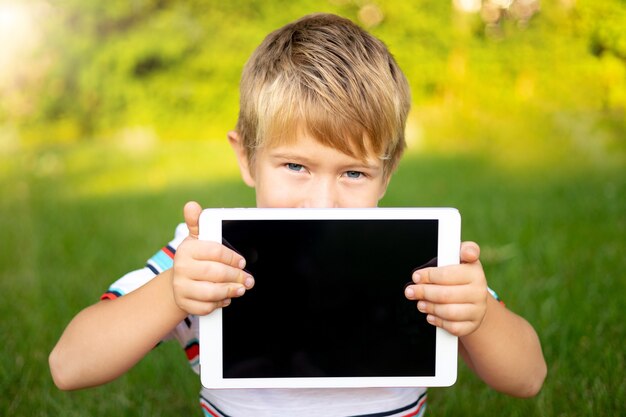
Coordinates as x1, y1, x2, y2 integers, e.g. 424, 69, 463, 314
102, 222, 495, 416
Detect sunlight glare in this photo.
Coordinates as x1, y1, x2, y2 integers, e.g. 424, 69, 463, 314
453, 0, 482, 13
0, 2, 44, 73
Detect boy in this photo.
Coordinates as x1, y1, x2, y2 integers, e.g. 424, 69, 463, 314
49, 13, 546, 416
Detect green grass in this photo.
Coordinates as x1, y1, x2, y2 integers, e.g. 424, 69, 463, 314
0, 141, 624, 415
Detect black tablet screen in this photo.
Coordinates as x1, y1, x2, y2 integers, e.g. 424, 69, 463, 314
221, 219, 438, 378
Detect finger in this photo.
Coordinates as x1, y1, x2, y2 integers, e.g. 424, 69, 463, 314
177, 279, 247, 303
178, 298, 232, 316
174, 254, 253, 287
460, 241, 480, 264
412, 264, 472, 286
190, 260, 254, 287
186, 240, 247, 270
184, 201, 203, 239
424, 315, 474, 337
417, 300, 477, 322
406, 283, 476, 304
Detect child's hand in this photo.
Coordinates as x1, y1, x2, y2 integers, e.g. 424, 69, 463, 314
404, 242, 487, 337
172, 202, 254, 315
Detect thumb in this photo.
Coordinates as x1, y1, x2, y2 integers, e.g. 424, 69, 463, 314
183, 201, 203, 239
460, 241, 481, 264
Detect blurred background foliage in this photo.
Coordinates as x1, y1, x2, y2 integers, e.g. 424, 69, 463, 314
0, 0, 624, 168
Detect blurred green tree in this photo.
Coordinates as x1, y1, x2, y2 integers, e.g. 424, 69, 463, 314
0, 0, 623, 156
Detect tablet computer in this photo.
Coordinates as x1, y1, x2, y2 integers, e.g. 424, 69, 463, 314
198, 207, 460, 389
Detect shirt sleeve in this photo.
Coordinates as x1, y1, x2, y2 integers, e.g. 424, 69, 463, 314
488, 286, 505, 305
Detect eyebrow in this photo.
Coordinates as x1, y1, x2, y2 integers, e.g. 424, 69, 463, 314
269, 151, 382, 171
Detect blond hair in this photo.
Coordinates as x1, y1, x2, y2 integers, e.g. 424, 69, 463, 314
236, 13, 411, 176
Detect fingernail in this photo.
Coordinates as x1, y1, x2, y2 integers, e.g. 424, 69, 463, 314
223, 298, 232, 307
413, 272, 421, 283
236, 286, 245, 296
417, 301, 427, 312
405, 287, 415, 298
244, 275, 255, 288
239, 259, 246, 269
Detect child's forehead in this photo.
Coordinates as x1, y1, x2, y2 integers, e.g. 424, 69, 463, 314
260, 127, 382, 164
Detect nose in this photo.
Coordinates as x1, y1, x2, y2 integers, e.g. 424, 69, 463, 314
299, 178, 340, 208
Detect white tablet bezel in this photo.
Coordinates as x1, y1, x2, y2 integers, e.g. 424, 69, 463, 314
198, 207, 459, 389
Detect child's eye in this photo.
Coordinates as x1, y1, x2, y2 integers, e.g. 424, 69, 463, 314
286, 163, 304, 172
344, 170, 364, 179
